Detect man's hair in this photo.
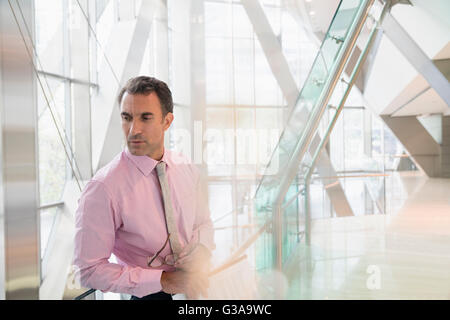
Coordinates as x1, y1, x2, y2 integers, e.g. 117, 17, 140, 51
117, 76, 173, 116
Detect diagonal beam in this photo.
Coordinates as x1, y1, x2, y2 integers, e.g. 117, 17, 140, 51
241, 0, 298, 107
282, 0, 322, 47
381, 115, 441, 177
95, 1, 156, 171
382, 12, 450, 110
241, 0, 353, 216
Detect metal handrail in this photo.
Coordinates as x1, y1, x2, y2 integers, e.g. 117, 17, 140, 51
303, 5, 389, 244
214, 223, 257, 231
310, 173, 390, 180
281, 186, 305, 211
274, 0, 375, 211
271, 0, 376, 269
212, 205, 246, 224
38, 201, 65, 210
74, 288, 96, 300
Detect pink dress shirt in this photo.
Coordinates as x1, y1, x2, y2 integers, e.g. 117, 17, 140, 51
73, 148, 215, 298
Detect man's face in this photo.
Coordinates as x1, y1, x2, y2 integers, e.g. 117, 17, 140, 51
120, 92, 173, 158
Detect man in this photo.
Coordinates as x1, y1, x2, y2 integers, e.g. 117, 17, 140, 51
73, 76, 215, 300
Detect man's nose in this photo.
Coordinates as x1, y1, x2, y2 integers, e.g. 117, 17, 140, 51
129, 120, 142, 136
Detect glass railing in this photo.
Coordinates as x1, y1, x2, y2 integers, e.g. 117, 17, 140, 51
254, 0, 381, 271
255, 0, 369, 210
309, 152, 387, 216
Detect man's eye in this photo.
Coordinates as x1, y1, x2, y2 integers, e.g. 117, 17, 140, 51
122, 116, 131, 121
143, 117, 152, 121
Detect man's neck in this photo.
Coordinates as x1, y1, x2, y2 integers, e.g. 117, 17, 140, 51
147, 146, 165, 161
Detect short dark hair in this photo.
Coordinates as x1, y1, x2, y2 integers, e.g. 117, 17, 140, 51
117, 76, 173, 115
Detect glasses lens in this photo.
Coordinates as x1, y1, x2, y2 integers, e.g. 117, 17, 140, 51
148, 255, 163, 268
165, 254, 175, 266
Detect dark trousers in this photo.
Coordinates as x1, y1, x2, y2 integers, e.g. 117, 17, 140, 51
130, 291, 173, 300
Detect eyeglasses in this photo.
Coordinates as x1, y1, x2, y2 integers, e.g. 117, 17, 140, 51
147, 233, 176, 268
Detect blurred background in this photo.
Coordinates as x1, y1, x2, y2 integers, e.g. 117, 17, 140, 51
0, 0, 449, 300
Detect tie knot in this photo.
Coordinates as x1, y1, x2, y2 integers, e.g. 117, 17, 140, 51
156, 161, 166, 176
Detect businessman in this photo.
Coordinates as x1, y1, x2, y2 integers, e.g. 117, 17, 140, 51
73, 76, 215, 300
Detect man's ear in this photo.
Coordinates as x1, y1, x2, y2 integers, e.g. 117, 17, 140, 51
163, 112, 174, 131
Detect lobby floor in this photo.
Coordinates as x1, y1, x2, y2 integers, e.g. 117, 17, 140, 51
285, 172, 450, 299
69, 171, 449, 300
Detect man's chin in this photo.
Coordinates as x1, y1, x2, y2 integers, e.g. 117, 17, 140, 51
128, 144, 148, 156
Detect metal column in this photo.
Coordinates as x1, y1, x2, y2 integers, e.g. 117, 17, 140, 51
0, 0, 40, 299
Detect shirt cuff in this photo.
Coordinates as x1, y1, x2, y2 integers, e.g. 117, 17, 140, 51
131, 268, 164, 298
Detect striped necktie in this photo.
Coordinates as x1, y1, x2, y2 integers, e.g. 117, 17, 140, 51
156, 161, 182, 259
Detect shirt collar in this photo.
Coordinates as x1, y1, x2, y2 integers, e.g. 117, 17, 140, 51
124, 147, 171, 176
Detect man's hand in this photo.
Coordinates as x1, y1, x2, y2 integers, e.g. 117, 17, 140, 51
160, 270, 209, 299
174, 243, 211, 273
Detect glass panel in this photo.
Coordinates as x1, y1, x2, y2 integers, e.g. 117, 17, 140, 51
209, 183, 233, 225
364, 174, 386, 214
254, 0, 367, 270
35, 0, 64, 75
371, 114, 383, 157
205, 37, 233, 104
232, 3, 253, 38
38, 78, 67, 205
96, 0, 115, 68
255, 108, 282, 175
330, 107, 345, 172
281, 178, 305, 264
309, 178, 334, 219
256, 0, 364, 214
254, 223, 274, 272
233, 38, 254, 105
236, 109, 256, 176
169, 106, 191, 157
343, 109, 364, 171
208, 182, 234, 263
205, 2, 232, 38
205, 108, 234, 176
254, 39, 283, 106
383, 125, 403, 170
281, 10, 318, 89
40, 207, 58, 260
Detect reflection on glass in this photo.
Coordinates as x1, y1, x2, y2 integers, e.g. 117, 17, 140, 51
255, 0, 366, 270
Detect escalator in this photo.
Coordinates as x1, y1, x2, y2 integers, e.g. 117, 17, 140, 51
252, 0, 389, 272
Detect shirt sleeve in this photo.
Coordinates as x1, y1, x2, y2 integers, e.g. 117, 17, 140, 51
73, 180, 163, 298
191, 170, 216, 253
